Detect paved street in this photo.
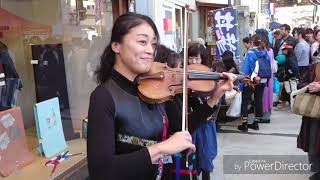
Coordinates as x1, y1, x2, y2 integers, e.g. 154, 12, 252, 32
211, 110, 312, 180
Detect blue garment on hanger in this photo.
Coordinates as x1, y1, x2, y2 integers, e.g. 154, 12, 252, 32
0, 79, 22, 108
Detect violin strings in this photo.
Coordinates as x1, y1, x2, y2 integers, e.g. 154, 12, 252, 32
166, 69, 242, 77
166, 69, 222, 76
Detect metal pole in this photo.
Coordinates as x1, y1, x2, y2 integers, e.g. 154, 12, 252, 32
317, 5, 319, 24
256, 0, 260, 29
313, 4, 317, 23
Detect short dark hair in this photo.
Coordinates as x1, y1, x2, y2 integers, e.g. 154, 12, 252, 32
167, 53, 181, 68
154, 44, 181, 68
314, 29, 320, 39
251, 35, 261, 47
155, 44, 173, 63
221, 50, 239, 73
292, 27, 299, 36
188, 43, 209, 67
280, 24, 291, 32
282, 42, 295, 57
242, 37, 251, 44
306, 28, 314, 34
297, 28, 306, 39
273, 29, 281, 36
260, 37, 270, 50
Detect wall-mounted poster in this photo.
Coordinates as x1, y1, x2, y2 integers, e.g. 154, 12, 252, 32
0, 107, 33, 177
34, 97, 68, 158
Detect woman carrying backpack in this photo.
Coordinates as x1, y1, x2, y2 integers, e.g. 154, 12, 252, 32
238, 35, 271, 132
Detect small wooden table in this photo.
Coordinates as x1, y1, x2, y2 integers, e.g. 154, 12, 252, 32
2, 138, 88, 180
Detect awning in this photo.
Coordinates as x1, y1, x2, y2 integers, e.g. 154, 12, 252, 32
269, 21, 282, 30
0, 8, 52, 38
174, 0, 197, 11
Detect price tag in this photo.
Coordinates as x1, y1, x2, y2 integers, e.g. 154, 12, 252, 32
31, 60, 38, 64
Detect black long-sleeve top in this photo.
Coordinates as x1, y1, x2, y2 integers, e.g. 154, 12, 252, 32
87, 69, 215, 180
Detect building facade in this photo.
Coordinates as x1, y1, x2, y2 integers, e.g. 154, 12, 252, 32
136, 0, 196, 52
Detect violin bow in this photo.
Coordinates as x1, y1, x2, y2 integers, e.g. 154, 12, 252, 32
182, 4, 190, 132
181, 5, 194, 179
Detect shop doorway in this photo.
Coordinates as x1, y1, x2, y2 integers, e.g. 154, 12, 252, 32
112, 0, 129, 23
31, 43, 79, 140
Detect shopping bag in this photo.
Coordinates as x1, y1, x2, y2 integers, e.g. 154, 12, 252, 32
273, 77, 280, 94
284, 78, 298, 93
225, 89, 237, 105
290, 78, 298, 92
290, 85, 309, 110
292, 93, 320, 119
226, 92, 242, 117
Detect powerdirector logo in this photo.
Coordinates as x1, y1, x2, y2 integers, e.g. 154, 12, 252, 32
223, 155, 312, 174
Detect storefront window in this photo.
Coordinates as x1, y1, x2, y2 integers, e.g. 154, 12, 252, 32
0, 0, 113, 138
159, 1, 188, 53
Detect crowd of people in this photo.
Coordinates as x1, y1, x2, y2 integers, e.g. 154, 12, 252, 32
86, 12, 320, 180
239, 24, 320, 179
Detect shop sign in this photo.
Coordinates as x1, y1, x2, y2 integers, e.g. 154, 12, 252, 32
212, 7, 240, 60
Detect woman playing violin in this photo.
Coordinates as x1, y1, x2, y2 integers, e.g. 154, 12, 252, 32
87, 13, 235, 180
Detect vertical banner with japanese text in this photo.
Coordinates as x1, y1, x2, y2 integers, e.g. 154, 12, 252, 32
212, 7, 240, 61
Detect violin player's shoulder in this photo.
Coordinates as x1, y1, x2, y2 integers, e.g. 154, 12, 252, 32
90, 84, 113, 103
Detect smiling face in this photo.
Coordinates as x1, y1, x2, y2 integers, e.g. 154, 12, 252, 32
112, 23, 157, 76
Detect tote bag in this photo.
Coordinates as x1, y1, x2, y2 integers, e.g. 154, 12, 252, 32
226, 92, 242, 117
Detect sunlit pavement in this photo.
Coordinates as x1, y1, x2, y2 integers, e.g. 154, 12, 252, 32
211, 110, 311, 180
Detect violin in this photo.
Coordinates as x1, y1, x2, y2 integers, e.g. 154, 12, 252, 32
136, 62, 255, 103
